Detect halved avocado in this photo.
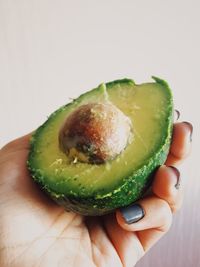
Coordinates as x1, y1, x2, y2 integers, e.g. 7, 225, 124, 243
27, 77, 173, 216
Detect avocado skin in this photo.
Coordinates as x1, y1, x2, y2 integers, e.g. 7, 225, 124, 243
27, 77, 173, 216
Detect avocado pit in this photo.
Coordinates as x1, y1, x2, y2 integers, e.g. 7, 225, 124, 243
59, 102, 132, 164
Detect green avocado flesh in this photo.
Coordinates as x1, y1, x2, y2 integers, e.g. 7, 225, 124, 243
28, 77, 173, 216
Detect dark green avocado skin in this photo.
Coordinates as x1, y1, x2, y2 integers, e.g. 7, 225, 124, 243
27, 77, 173, 216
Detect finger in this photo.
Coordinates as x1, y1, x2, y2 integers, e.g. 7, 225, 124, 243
116, 197, 172, 232
86, 217, 124, 267
165, 122, 193, 166
103, 213, 145, 267
152, 165, 183, 213
116, 197, 172, 252
0, 132, 33, 153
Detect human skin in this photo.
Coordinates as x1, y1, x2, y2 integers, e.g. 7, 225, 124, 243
0, 121, 192, 267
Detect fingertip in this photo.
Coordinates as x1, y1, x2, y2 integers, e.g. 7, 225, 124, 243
116, 197, 172, 233
182, 121, 193, 142
165, 153, 180, 166
116, 210, 131, 231
174, 109, 180, 122
153, 165, 179, 196
152, 165, 183, 213
116, 203, 145, 231
170, 122, 192, 160
116, 210, 126, 227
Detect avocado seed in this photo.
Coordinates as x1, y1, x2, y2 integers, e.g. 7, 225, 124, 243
59, 102, 132, 164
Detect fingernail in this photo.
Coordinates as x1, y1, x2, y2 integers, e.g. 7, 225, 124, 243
168, 166, 181, 190
183, 121, 193, 142
120, 204, 145, 224
174, 109, 180, 121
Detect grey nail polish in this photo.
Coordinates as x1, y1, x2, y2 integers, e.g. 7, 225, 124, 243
183, 121, 193, 142
174, 109, 180, 121
120, 204, 145, 224
168, 166, 181, 189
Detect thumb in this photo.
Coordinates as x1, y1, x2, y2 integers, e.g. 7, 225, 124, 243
1, 132, 33, 153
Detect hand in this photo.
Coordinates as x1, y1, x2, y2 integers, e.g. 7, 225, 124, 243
0, 121, 192, 267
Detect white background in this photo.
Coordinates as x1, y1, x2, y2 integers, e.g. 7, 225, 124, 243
0, 1, 199, 266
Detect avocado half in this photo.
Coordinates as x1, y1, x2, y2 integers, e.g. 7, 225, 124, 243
27, 77, 173, 216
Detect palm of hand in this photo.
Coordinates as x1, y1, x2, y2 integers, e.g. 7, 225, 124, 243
0, 137, 142, 267
0, 122, 191, 267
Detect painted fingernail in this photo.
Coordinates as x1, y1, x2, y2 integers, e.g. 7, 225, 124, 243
174, 109, 180, 121
183, 121, 193, 142
168, 166, 181, 189
120, 204, 145, 224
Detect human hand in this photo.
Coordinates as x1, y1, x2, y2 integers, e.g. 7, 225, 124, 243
0, 121, 192, 267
